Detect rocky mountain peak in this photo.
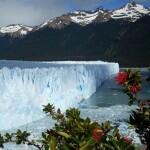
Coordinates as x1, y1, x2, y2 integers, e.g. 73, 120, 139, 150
111, 1, 150, 21
0, 2, 150, 36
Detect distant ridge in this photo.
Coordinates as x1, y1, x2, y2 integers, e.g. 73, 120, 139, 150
0, 2, 150, 67
0, 1, 149, 36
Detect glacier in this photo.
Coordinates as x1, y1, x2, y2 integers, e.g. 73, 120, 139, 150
0, 60, 119, 130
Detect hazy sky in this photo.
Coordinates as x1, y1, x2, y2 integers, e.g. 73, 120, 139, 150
0, 0, 150, 26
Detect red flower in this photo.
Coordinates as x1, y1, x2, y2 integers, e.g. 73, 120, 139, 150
130, 83, 141, 94
115, 72, 128, 85
92, 128, 105, 142
121, 136, 133, 145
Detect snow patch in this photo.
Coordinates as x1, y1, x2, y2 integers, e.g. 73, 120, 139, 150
0, 25, 33, 35
111, 3, 150, 21
71, 11, 99, 24
39, 19, 54, 29
20, 30, 27, 35
0, 25, 21, 33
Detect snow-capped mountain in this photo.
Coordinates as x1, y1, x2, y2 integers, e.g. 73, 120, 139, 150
70, 9, 107, 25
0, 24, 33, 36
0, 1, 149, 36
111, 1, 150, 21
0, 1, 150, 66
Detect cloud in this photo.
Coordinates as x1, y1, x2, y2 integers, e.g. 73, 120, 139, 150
0, 0, 104, 26
0, 0, 67, 26
135, 0, 150, 2
0, 0, 149, 26
134, 0, 150, 4
69, 0, 110, 10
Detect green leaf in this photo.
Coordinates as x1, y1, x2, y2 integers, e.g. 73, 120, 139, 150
112, 128, 119, 138
128, 99, 134, 106
49, 136, 57, 150
80, 138, 95, 150
80, 144, 93, 150
103, 121, 111, 130
57, 131, 71, 139
0, 134, 4, 148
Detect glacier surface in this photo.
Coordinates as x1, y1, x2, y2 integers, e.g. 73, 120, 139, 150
0, 60, 119, 130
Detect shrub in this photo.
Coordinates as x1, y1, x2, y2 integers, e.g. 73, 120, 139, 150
0, 104, 137, 150
129, 106, 150, 149
116, 69, 150, 150
115, 69, 141, 105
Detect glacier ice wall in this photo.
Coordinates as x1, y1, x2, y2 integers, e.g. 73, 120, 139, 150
0, 61, 119, 130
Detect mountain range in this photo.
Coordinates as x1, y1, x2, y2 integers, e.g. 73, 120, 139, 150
0, 1, 150, 67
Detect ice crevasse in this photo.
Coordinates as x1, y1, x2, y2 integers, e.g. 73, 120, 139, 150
0, 61, 119, 130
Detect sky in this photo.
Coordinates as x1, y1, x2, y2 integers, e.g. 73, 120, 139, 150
0, 0, 150, 26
